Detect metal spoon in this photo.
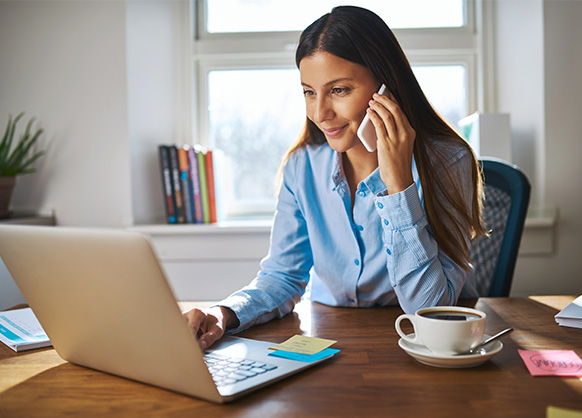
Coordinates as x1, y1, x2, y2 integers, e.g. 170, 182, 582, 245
457, 327, 514, 356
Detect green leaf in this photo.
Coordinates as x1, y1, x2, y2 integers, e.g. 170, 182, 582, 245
0, 112, 45, 177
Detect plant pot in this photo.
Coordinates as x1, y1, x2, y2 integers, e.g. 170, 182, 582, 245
0, 176, 16, 219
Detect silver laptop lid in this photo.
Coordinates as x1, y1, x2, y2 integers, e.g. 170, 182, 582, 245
0, 225, 222, 403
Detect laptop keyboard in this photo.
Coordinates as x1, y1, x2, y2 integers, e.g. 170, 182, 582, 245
204, 353, 278, 387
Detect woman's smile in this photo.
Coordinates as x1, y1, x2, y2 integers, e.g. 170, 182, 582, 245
321, 124, 348, 138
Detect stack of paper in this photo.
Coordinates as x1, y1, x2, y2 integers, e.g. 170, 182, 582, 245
0, 308, 52, 352
555, 295, 582, 329
268, 335, 340, 363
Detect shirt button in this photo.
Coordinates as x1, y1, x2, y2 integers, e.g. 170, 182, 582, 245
386, 248, 392, 255
354, 259, 360, 266
356, 225, 364, 231
358, 191, 365, 197
377, 202, 384, 209
383, 219, 389, 226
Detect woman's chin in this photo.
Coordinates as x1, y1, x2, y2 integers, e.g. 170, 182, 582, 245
325, 137, 366, 154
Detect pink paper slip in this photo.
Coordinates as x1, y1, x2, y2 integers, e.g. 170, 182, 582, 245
518, 350, 582, 377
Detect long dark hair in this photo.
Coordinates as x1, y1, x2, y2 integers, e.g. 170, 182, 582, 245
285, 5, 484, 270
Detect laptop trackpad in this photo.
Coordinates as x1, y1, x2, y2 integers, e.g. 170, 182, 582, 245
206, 336, 271, 357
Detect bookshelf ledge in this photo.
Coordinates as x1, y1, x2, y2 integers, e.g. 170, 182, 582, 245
128, 218, 273, 236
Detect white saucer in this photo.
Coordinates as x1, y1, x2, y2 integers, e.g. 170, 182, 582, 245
398, 334, 503, 368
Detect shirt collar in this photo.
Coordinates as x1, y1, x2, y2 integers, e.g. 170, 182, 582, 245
330, 150, 420, 198
329, 151, 387, 195
330, 150, 343, 189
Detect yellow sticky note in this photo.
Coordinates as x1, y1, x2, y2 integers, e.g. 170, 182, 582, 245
269, 335, 337, 355
547, 406, 582, 418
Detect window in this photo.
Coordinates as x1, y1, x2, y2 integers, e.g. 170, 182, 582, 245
194, 0, 478, 217
412, 65, 468, 130
205, 0, 464, 33
207, 69, 304, 213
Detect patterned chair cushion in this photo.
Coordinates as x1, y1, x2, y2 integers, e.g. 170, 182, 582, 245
469, 185, 511, 296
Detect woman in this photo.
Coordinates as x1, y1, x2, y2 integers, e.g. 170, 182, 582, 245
184, 6, 485, 349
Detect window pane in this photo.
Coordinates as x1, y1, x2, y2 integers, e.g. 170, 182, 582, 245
206, 0, 464, 33
412, 65, 467, 130
208, 69, 304, 210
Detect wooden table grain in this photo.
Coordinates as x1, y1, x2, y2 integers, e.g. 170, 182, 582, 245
1, 296, 581, 418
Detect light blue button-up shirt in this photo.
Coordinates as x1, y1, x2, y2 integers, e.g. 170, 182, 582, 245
220, 141, 477, 332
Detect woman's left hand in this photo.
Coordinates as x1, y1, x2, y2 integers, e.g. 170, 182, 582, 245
366, 92, 416, 194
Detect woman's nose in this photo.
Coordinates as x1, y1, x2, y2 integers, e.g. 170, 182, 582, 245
312, 96, 334, 123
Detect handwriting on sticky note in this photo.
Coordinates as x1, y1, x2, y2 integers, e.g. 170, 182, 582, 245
518, 350, 582, 376
269, 335, 337, 355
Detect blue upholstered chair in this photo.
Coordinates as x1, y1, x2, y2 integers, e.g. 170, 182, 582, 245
469, 157, 531, 297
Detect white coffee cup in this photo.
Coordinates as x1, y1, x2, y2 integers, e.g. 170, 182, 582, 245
395, 306, 487, 356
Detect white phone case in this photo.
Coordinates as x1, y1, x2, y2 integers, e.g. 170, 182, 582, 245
357, 84, 387, 152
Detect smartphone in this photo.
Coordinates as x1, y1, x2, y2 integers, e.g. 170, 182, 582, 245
357, 84, 388, 152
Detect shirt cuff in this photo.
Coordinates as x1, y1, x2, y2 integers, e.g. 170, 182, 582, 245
212, 293, 253, 334
374, 183, 425, 229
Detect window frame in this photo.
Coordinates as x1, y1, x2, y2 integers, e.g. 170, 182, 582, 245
192, 0, 479, 218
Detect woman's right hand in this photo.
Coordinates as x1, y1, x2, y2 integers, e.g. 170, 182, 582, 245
182, 306, 239, 350
366, 92, 416, 195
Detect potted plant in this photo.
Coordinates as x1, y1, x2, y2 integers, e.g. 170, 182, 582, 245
0, 112, 46, 219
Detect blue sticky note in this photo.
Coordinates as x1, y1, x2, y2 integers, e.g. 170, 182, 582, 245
268, 348, 340, 363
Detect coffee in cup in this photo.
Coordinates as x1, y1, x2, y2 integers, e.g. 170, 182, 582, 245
395, 306, 486, 356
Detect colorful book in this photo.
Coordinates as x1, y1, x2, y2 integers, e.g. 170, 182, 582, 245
205, 149, 217, 223
187, 147, 204, 223
195, 146, 211, 224
158, 145, 177, 223
168, 145, 185, 223
0, 308, 52, 352
177, 146, 194, 223
211, 148, 230, 222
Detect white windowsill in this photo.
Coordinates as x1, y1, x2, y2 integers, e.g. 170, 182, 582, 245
129, 208, 557, 256
129, 218, 273, 235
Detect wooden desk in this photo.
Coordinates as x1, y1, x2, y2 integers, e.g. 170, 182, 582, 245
1, 296, 581, 417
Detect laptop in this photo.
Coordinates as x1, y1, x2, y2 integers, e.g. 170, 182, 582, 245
0, 225, 335, 403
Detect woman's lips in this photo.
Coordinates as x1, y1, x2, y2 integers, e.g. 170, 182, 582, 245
322, 125, 347, 138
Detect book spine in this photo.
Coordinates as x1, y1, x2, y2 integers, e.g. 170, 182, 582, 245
158, 145, 177, 223
196, 147, 210, 224
205, 149, 217, 223
177, 146, 194, 223
188, 147, 204, 223
212, 148, 229, 222
168, 145, 185, 223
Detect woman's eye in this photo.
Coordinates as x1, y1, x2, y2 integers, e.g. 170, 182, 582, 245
303, 89, 315, 97
332, 87, 350, 95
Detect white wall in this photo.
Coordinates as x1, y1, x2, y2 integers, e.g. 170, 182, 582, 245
126, 0, 194, 225
492, 0, 545, 206
0, 0, 188, 227
494, 0, 582, 296
0, 0, 134, 227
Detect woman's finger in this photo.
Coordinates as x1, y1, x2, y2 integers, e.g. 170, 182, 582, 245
367, 99, 398, 143
365, 106, 387, 139
372, 93, 415, 140
183, 308, 205, 335
198, 323, 224, 350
